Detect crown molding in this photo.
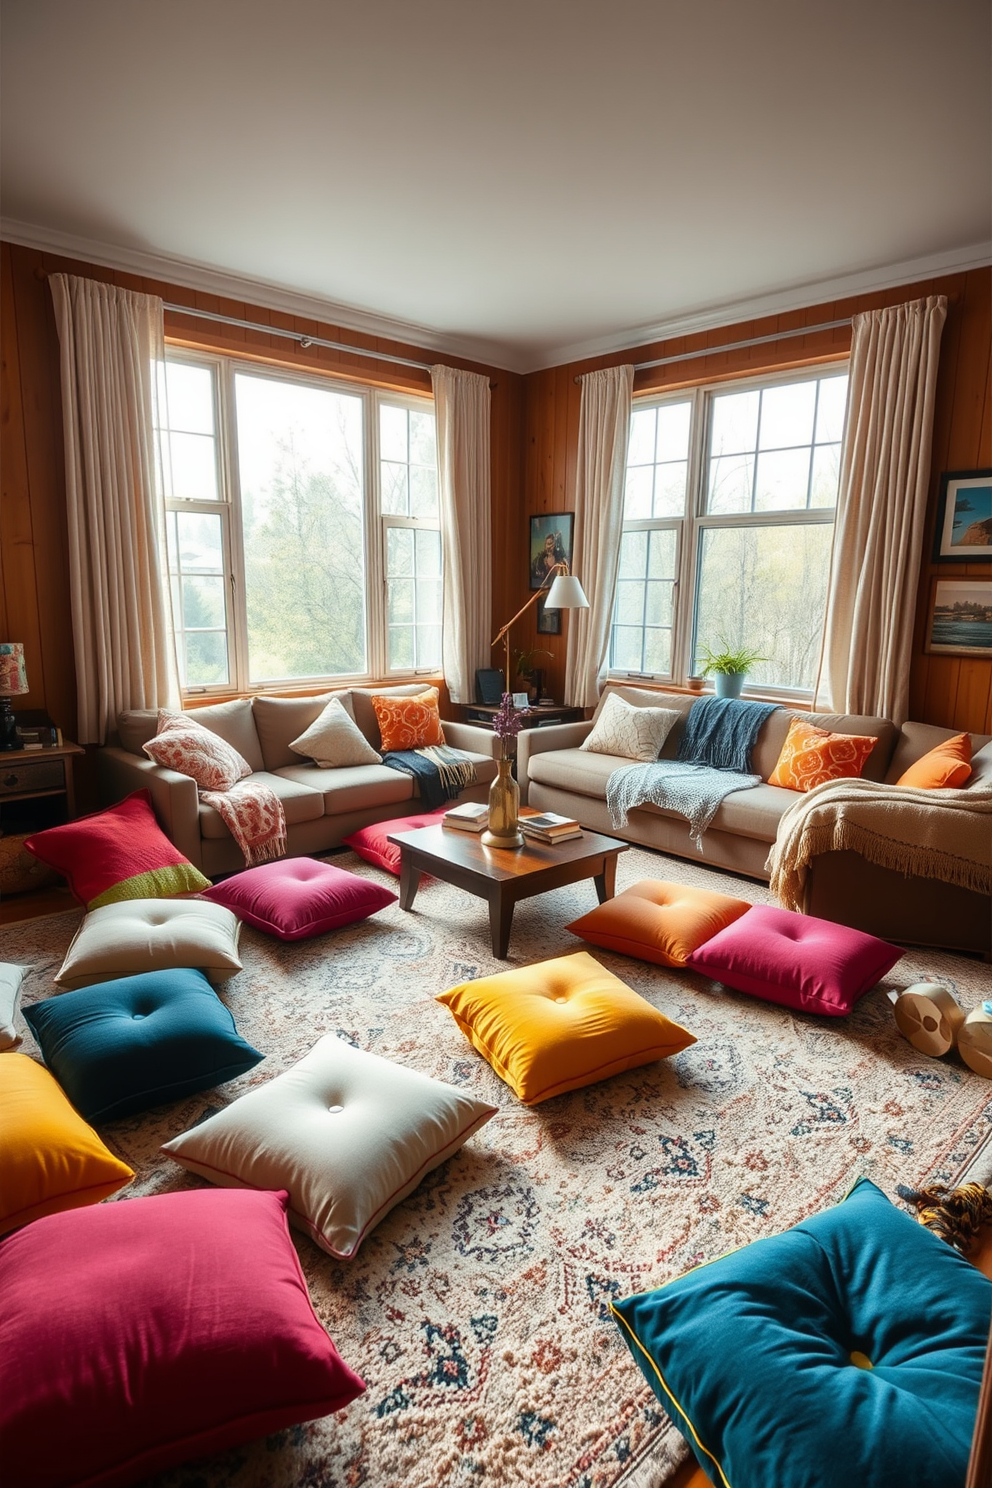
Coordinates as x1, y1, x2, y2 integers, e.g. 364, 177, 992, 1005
0, 218, 524, 373
523, 240, 992, 372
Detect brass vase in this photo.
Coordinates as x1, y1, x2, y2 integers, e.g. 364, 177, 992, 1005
481, 755, 523, 848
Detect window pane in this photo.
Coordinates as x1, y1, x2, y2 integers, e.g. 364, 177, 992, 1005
644, 581, 673, 628
656, 402, 691, 463
653, 461, 687, 518
168, 432, 218, 502
643, 627, 672, 674
389, 625, 414, 669
389, 577, 415, 624
623, 465, 653, 521
611, 626, 644, 671
417, 624, 441, 667
648, 528, 677, 578
162, 362, 214, 435
410, 464, 438, 519
182, 575, 226, 629
615, 580, 645, 626
758, 381, 816, 450
184, 630, 228, 687
175, 511, 223, 573
235, 373, 367, 681
408, 410, 437, 467
754, 447, 812, 511
387, 526, 414, 576
619, 529, 648, 577
415, 527, 441, 577
381, 460, 409, 516
418, 578, 442, 624
707, 454, 754, 514
815, 375, 848, 444
695, 523, 833, 690
810, 443, 841, 508
710, 390, 759, 456
380, 403, 408, 462
627, 408, 656, 466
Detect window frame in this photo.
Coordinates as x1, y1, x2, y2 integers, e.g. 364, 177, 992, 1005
608, 361, 848, 699
160, 347, 441, 697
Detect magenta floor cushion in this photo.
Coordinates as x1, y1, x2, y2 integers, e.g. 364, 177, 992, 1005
342, 809, 448, 875
0, 1187, 365, 1488
686, 904, 902, 1016
202, 857, 396, 940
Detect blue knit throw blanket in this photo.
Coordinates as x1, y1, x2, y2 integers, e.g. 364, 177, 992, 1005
381, 746, 477, 812
677, 697, 779, 773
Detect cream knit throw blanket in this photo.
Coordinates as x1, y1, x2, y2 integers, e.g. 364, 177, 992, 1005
767, 777, 992, 911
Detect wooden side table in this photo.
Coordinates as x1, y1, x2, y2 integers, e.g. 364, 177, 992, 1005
461, 703, 585, 731
0, 741, 85, 827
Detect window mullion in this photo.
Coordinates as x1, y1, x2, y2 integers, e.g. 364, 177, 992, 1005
219, 357, 249, 695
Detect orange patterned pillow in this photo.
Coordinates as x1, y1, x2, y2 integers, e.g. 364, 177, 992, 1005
768, 717, 877, 792
896, 733, 972, 790
371, 689, 445, 753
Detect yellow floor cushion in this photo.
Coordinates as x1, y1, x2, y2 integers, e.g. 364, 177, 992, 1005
567, 879, 751, 967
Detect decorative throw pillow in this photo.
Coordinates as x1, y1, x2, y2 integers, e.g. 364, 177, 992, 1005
55, 898, 243, 991
436, 950, 696, 1105
24, 969, 264, 1123
685, 904, 902, 1016
163, 1035, 497, 1259
0, 1187, 366, 1488
896, 732, 972, 789
0, 964, 26, 1050
0, 1054, 133, 1236
23, 790, 209, 909
611, 1177, 991, 1488
768, 717, 878, 791
567, 880, 752, 967
371, 688, 445, 753
143, 707, 252, 791
202, 858, 397, 940
290, 696, 383, 767
580, 692, 681, 762
342, 809, 448, 874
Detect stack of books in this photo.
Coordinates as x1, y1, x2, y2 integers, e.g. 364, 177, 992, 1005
442, 801, 489, 832
520, 811, 582, 844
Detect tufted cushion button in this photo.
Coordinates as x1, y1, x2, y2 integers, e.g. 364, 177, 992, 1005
849, 1351, 873, 1370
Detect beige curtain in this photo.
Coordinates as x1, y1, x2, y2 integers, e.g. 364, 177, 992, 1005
816, 295, 946, 723
431, 365, 492, 704
564, 364, 634, 708
50, 273, 178, 744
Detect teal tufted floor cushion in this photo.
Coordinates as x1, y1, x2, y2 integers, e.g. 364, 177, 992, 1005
611, 1177, 990, 1488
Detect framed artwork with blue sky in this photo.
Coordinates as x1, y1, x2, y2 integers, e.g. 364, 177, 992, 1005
933, 469, 992, 561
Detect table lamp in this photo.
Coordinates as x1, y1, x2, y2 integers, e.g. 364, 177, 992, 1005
0, 643, 29, 751
491, 565, 589, 694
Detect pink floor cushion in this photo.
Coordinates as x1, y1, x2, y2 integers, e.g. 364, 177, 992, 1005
342, 808, 448, 875
202, 857, 396, 940
685, 905, 902, 1017
0, 1187, 365, 1488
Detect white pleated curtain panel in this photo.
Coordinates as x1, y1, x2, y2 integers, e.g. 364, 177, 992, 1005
816, 295, 947, 723
430, 365, 492, 704
564, 364, 634, 709
49, 274, 179, 744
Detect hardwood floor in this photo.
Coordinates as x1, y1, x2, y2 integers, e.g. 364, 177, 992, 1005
0, 884, 76, 925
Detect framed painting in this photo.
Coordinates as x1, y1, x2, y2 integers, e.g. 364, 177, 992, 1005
530, 513, 574, 590
924, 578, 992, 657
536, 597, 561, 635
933, 470, 992, 561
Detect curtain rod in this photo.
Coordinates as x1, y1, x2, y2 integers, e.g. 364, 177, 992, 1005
163, 302, 436, 371
574, 316, 851, 381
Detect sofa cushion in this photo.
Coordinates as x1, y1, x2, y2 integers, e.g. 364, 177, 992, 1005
610, 1176, 991, 1488
0, 1054, 133, 1236
567, 880, 751, 967
290, 697, 383, 767
198, 771, 325, 839
591, 687, 695, 759
202, 859, 397, 940
274, 762, 414, 813
371, 688, 445, 752
348, 684, 442, 750
885, 721, 992, 784
750, 709, 896, 783
144, 710, 252, 790
896, 732, 973, 789
581, 693, 681, 762
23, 969, 264, 1123
768, 717, 879, 791
118, 699, 265, 773
252, 692, 342, 771
55, 899, 243, 991
528, 746, 626, 799
0, 1188, 366, 1488
707, 782, 801, 842
162, 1035, 497, 1259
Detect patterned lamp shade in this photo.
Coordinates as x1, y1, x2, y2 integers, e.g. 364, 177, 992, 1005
0, 644, 29, 697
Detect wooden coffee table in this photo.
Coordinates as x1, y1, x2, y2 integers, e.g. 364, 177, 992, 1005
386, 823, 628, 958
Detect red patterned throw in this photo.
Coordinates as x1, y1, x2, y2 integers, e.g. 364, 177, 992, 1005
200, 779, 287, 867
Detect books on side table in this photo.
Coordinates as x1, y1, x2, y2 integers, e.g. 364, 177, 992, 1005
443, 802, 489, 832
520, 811, 582, 844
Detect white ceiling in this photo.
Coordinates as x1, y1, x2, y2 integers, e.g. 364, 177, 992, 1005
2, 0, 990, 372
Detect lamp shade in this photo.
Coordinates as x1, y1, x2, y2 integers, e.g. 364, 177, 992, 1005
544, 574, 589, 610
0, 644, 28, 697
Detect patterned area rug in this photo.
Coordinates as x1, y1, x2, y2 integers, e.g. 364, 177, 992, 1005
4, 846, 991, 1488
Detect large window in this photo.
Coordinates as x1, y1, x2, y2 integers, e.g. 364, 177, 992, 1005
609, 366, 848, 694
156, 354, 440, 693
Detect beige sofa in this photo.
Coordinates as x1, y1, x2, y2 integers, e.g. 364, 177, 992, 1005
98, 686, 497, 877
517, 685, 992, 955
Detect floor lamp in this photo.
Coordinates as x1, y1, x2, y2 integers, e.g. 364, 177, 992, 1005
490, 564, 590, 695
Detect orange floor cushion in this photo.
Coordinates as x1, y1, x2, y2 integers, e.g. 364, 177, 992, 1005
566, 879, 751, 967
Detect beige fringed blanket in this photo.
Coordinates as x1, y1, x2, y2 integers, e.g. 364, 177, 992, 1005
766, 777, 992, 911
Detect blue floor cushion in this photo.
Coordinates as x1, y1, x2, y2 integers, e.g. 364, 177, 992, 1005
24, 969, 263, 1123
611, 1177, 991, 1488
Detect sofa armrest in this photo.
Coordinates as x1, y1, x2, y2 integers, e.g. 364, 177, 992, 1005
443, 721, 499, 757
97, 747, 203, 870
516, 721, 594, 803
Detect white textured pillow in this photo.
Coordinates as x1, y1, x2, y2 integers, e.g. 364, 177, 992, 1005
143, 709, 251, 791
162, 1035, 498, 1259
55, 900, 243, 990
290, 697, 382, 768
0, 964, 25, 1050
580, 693, 681, 762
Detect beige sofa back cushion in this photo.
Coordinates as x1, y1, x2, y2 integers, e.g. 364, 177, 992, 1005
117, 698, 265, 773
349, 684, 438, 751
884, 722, 992, 785
750, 709, 897, 783
251, 692, 344, 771
592, 686, 696, 757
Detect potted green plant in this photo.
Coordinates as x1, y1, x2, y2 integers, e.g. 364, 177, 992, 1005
514, 648, 552, 702
696, 641, 766, 699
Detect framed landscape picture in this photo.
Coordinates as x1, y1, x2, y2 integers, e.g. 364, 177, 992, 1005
925, 578, 992, 657
530, 512, 574, 590
933, 470, 992, 561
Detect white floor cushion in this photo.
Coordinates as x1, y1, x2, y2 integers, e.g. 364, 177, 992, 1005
162, 1035, 498, 1259
55, 900, 243, 990
0, 964, 26, 1049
